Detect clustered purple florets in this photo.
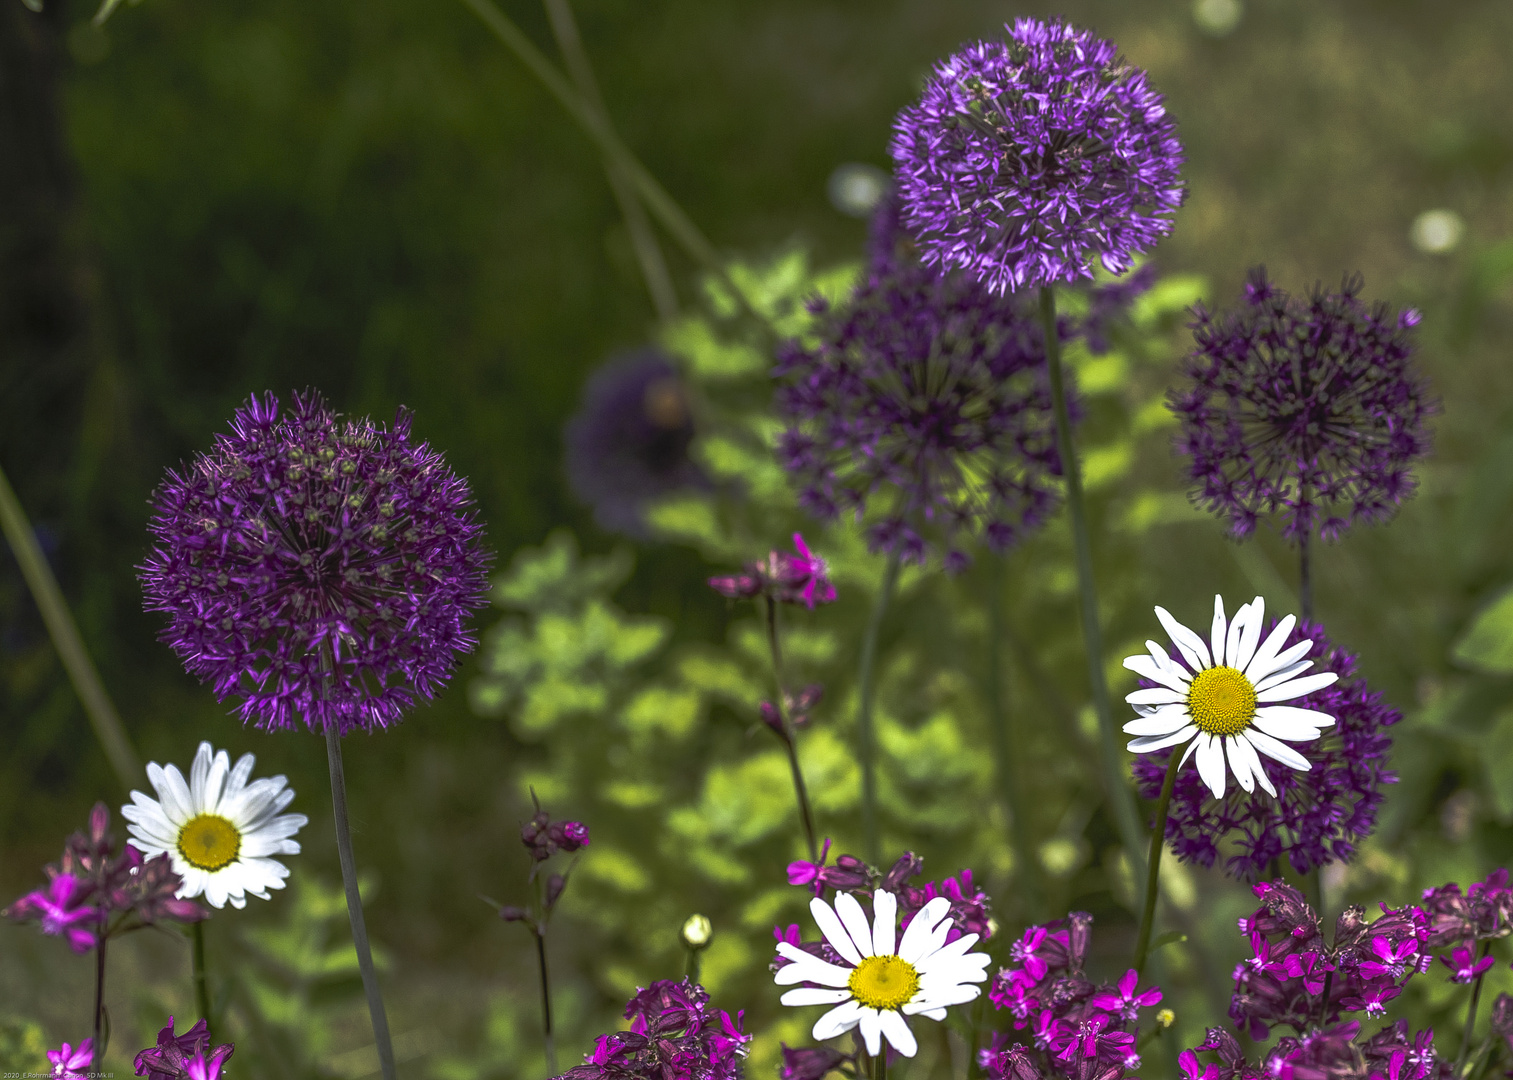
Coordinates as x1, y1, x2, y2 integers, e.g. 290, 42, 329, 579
983, 912, 1164, 1080
134, 1017, 235, 1080
557, 980, 750, 1080
140, 391, 491, 735
889, 18, 1184, 294
708, 533, 837, 610
1170, 268, 1434, 543
776, 200, 1067, 570
2, 803, 205, 953
1184, 1020, 1449, 1080
1132, 619, 1398, 881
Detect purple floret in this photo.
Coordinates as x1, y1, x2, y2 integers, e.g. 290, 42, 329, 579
890, 18, 1184, 294
1170, 268, 1435, 543
140, 390, 492, 735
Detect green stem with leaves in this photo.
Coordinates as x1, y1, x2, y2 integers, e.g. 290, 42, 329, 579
1038, 286, 1145, 877
1457, 941, 1494, 1075
766, 596, 819, 862
192, 920, 212, 1032
857, 554, 901, 866
1132, 752, 1181, 975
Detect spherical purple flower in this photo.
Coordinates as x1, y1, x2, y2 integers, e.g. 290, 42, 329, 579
889, 18, 1185, 294
1132, 619, 1398, 881
565, 348, 705, 538
140, 391, 491, 735
775, 200, 1068, 570
1170, 268, 1435, 543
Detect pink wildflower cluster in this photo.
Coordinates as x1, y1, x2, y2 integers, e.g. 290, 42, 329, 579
558, 980, 749, 1080
708, 534, 837, 611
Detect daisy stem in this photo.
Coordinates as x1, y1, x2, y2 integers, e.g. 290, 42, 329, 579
857, 553, 902, 866
875, 1047, 887, 1080
1132, 751, 1181, 977
766, 596, 820, 862
535, 927, 558, 1076
1456, 941, 1494, 1075
325, 727, 398, 1080
192, 920, 212, 1034
987, 553, 1040, 915
1038, 286, 1146, 879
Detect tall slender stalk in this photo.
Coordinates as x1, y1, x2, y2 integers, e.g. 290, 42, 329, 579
765, 597, 819, 862
0, 460, 140, 790
1037, 287, 1145, 876
1456, 941, 1494, 1075
986, 554, 1040, 913
1299, 531, 1312, 624
93, 931, 108, 1056
535, 928, 557, 1076
192, 920, 212, 1032
325, 727, 398, 1080
857, 554, 902, 866
1132, 752, 1181, 976
540, 0, 677, 321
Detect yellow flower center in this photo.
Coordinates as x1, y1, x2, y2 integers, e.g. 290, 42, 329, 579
848, 954, 920, 1011
1187, 665, 1257, 736
177, 814, 241, 872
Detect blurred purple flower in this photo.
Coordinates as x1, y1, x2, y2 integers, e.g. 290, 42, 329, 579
140, 390, 492, 735
47, 1038, 93, 1079
565, 348, 705, 538
1170, 268, 1434, 543
709, 533, 837, 609
557, 980, 749, 1080
133, 1017, 234, 1080
889, 18, 1184, 294
780, 1045, 849, 1080
4, 873, 97, 953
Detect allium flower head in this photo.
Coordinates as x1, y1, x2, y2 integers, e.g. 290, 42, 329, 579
565, 348, 705, 537
558, 979, 749, 1080
776, 199, 1067, 570
1123, 595, 1339, 801
1170, 269, 1434, 542
140, 391, 491, 734
889, 18, 1184, 294
775, 888, 990, 1057
1132, 618, 1398, 880
122, 741, 307, 909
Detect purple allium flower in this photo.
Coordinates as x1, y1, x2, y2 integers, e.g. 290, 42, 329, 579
709, 534, 837, 609
47, 1038, 93, 1079
557, 980, 749, 1080
565, 348, 705, 538
889, 18, 1184, 294
1132, 618, 1398, 881
133, 1017, 234, 1080
775, 199, 1068, 569
140, 391, 490, 734
1170, 269, 1434, 543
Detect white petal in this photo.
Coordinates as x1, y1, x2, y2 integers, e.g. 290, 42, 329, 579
1252, 706, 1334, 741
1224, 736, 1255, 794
188, 743, 214, 807
781, 987, 853, 1007
1156, 606, 1211, 672
871, 889, 897, 957
1127, 724, 1198, 754
1123, 705, 1191, 738
202, 748, 231, 814
1242, 728, 1313, 771
1228, 598, 1262, 673
834, 891, 877, 959
906, 912, 953, 967
222, 752, 257, 803
812, 1001, 863, 1041
203, 874, 230, 910
918, 933, 982, 972
147, 763, 190, 825
811, 897, 864, 966
1125, 686, 1186, 706
1178, 735, 1202, 768
1257, 672, 1340, 702
1244, 615, 1296, 682
1194, 732, 1227, 799
858, 1008, 883, 1057
1211, 595, 1229, 667
897, 897, 951, 964
775, 944, 855, 988
878, 1010, 918, 1057
1252, 659, 1313, 694
917, 1008, 948, 1021
1252, 637, 1315, 681
1228, 732, 1275, 796
909, 983, 980, 1010
1122, 654, 1191, 693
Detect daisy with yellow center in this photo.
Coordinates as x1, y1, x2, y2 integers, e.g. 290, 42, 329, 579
121, 742, 308, 909
774, 888, 989, 1057
1122, 595, 1339, 800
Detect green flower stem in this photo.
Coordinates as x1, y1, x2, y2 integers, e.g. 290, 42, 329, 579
325, 727, 398, 1080
1038, 286, 1146, 878
0, 460, 140, 791
1456, 941, 1495, 1075
93, 931, 108, 1056
192, 920, 212, 1033
857, 554, 902, 866
540, 0, 677, 321
987, 554, 1040, 914
1299, 531, 1312, 624
766, 596, 820, 862
535, 926, 557, 1076
684, 943, 702, 985
1132, 751, 1181, 976
875, 1046, 887, 1080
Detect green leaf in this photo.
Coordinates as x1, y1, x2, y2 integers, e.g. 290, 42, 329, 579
1483, 709, 1513, 821
1151, 930, 1188, 951
620, 685, 703, 740
1452, 585, 1513, 673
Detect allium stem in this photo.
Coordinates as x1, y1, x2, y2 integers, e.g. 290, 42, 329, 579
0, 460, 141, 791
1133, 751, 1181, 976
1456, 941, 1494, 1075
536, 928, 557, 1077
1299, 530, 1313, 624
325, 727, 398, 1080
765, 596, 820, 862
986, 554, 1040, 914
540, 0, 677, 321
192, 920, 212, 1035
857, 553, 901, 866
1038, 286, 1146, 876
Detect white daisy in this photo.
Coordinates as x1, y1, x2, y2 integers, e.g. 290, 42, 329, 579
774, 888, 990, 1057
1122, 595, 1339, 800
121, 741, 308, 910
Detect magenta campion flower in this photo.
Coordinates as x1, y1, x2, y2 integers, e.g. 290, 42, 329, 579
47, 1039, 93, 1079
1170, 268, 1434, 543
1132, 618, 1398, 881
557, 980, 749, 1080
1090, 970, 1163, 1023
709, 534, 837, 609
1437, 945, 1494, 984
140, 391, 491, 735
134, 1017, 234, 1080
1358, 935, 1421, 982
890, 18, 1184, 294
5, 874, 98, 953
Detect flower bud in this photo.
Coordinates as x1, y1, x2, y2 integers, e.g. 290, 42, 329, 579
682, 913, 713, 950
